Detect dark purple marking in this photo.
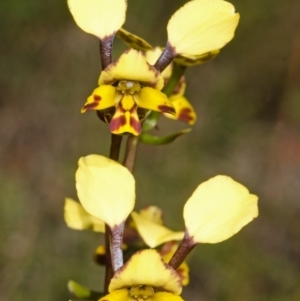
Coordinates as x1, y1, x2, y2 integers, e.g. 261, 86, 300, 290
158, 105, 176, 114
178, 108, 193, 123
93, 95, 102, 102
130, 117, 142, 135
82, 102, 100, 111
109, 115, 126, 132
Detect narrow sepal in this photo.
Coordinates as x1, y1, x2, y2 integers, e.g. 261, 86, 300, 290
68, 280, 105, 300
175, 50, 220, 67
139, 129, 191, 145
116, 28, 153, 51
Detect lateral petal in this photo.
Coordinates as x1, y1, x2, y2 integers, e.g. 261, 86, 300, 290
153, 292, 185, 301
135, 87, 175, 115
184, 175, 258, 244
76, 155, 135, 228
68, 0, 127, 39
81, 85, 119, 113
99, 289, 129, 301
165, 95, 197, 125
167, 0, 240, 56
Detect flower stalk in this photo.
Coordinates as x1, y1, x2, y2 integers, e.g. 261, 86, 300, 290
99, 36, 115, 70
123, 135, 138, 173
168, 232, 195, 270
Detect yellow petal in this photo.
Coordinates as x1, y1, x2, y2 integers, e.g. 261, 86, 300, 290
117, 28, 153, 51
67, 0, 127, 39
167, 0, 240, 56
139, 206, 163, 225
64, 198, 105, 232
109, 249, 182, 295
135, 87, 175, 115
99, 49, 164, 90
183, 176, 258, 244
76, 155, 135, 228
145, 47, 173, 80
153, 292, 185, 301
81, 85, 119, 113
99, 289, 129, 301
131, 212, 184, 248
164, 95, 197, 125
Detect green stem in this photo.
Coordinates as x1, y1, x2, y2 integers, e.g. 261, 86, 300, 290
163, 63, 186, 97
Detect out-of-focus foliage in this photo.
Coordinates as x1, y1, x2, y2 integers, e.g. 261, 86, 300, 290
1, 0, 300, 301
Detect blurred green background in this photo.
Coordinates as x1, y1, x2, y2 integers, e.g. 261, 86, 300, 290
1, 0, 300, 300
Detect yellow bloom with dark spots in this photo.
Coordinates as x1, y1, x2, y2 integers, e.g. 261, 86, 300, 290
81, 49, 175, 136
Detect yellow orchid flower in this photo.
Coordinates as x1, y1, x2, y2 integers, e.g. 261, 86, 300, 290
102, 249, 184, 301
68, 0, 239, 133
81, 49, 175, 136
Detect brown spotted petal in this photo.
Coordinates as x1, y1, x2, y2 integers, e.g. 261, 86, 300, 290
134, 87, 175, 115
81, 85, 119, 113
165, 94, 196, 125
108, 249, 182, 295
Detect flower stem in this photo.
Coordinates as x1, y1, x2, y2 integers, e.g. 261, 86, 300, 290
109, 134, 123, 161
123, 135, 138, 173
110, 222, 125, 272
103, 134, 123, 293
99, 35, 115, 70
103, 225, 113, 294
168, 231, 195, 269
154, 43, 176, 73
163, 63, 186, 97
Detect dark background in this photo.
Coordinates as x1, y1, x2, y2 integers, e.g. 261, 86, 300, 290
1, 0, 300, 300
